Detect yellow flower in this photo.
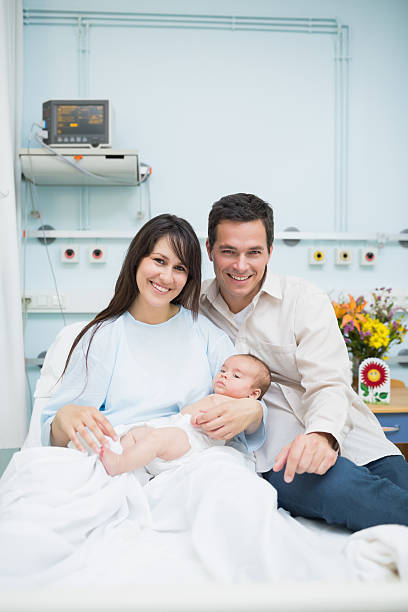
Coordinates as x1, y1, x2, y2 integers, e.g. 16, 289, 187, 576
362, 316, 390, 349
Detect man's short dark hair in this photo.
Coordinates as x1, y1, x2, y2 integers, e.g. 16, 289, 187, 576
208, 193, 274, 251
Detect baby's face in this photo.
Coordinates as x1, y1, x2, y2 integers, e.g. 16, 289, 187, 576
212, 355, 260, 399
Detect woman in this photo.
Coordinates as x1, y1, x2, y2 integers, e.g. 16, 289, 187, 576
41, 213, 264, 455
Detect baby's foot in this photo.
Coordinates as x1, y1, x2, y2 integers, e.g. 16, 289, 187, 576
99, 445, 123, 476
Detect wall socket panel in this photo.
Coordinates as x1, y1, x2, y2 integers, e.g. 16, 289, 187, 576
335, 248, 352, 265
360, 247, 378, 266
23, 293, 65, 310
89, 245, 107, 263
309, 248, 326, 265
61, 245, 80, 263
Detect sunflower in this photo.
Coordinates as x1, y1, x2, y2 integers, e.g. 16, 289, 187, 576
360, 361, 388, 388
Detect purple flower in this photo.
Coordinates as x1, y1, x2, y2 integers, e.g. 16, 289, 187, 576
343, 322, 354, 334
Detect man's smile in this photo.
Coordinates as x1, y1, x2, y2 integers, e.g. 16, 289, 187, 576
227, 273, 252, 282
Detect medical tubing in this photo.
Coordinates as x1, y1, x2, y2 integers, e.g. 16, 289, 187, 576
34, 132, 151, 186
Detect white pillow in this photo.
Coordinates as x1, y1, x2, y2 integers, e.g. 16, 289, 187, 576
23, 321, 89, 448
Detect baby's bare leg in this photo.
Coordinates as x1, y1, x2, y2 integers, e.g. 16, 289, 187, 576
121, 425, 151, 450
100, 425, 151, 475
100, 426, 190, 476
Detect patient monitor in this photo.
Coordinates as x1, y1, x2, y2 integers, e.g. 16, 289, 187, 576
42, 100, 111, 148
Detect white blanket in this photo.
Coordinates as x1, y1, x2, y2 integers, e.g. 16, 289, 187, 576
0, 444, 407, 588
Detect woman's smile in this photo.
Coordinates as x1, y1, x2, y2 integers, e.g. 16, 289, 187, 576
150, 280, 171, 294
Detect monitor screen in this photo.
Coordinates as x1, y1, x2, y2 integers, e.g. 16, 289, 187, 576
56, 104, 105, 136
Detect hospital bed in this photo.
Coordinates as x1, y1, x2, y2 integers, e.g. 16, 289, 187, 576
3, 322, 408, 610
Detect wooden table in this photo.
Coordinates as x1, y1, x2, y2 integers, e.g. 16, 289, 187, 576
367, 384, 408, 460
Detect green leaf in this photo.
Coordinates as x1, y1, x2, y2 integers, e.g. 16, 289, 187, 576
379, 392, 388, 399
360, 383, 368, 392
363, 391, 369, 397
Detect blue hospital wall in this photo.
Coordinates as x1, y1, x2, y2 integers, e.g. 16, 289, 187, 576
21, 0, 408, 425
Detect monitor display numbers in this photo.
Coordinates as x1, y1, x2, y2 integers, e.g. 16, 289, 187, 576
56, 105, 105, 135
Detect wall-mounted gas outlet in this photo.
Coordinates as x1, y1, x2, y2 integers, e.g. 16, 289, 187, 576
89, 245, 107, 263
61, 245, 79, 263
360, 248, 378, 266
309, 248, 326, 265
335, 248, 352, 265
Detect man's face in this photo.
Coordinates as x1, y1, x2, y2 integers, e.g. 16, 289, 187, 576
206, 220, 273, 312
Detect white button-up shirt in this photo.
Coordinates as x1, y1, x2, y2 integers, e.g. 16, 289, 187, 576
200, 271, 400, 471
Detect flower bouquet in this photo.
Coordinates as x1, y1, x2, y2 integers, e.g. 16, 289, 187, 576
332, 288, 407, 391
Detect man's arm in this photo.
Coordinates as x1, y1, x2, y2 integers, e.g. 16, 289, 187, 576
193, 397, 263, 440
273, 432, 339, 483
181, 394, 231, 420
274, 287, 353, 482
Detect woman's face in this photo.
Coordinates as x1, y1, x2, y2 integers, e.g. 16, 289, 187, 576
135, 237, 189, 309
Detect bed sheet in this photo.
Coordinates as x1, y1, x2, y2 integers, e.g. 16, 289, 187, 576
0, 443, 407, 589
9, 322, 407, 588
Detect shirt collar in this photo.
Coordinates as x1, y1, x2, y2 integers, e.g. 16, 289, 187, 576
201, 277, 219, 303
259, 268, 283, 300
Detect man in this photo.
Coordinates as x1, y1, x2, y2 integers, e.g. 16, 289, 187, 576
197, 192, 408, 531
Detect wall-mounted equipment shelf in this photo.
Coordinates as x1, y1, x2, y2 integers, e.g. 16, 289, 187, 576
19, 148, 139, 186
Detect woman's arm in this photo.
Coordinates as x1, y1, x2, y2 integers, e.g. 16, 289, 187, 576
50, 404, 117, 452
41, 322, 117, 449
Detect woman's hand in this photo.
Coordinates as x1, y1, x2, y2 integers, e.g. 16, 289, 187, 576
50, 404, 118, 452
194, 398, 262, 440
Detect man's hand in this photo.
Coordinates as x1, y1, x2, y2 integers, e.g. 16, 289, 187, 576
194, 398, 262, 440
273, 432, 338, 483
50, 404, 118, 452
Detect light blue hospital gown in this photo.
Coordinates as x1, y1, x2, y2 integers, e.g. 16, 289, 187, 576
41, 307, 265, 452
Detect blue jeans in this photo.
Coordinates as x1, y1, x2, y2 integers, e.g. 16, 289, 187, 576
262, 455, 408, 532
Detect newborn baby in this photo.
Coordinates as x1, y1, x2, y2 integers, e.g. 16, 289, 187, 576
100, 353, 270, 476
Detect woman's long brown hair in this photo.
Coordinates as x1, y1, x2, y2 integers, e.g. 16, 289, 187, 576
61, 214, 202, 377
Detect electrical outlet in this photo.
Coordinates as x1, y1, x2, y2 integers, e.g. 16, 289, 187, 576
335, 248, 352, 265
23, 293, 65, 310
89, 245, 107, 263
309, 248, 326, 265
61, 245, 80, 263
360, 248, 378, 266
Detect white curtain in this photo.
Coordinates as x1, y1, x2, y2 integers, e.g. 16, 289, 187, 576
0, 0, 27, 448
